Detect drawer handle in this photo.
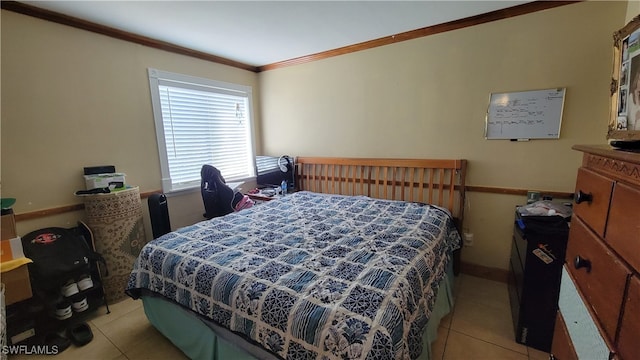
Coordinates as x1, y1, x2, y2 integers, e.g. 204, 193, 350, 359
574, 255, 592, 273
574, 190, 593, 204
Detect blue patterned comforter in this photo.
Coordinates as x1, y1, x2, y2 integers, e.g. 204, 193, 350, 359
126, 191, 461, 359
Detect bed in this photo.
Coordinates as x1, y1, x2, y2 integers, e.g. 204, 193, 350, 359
126, 157, 467, 360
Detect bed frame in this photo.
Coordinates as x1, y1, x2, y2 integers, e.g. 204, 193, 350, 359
135, 157, 468, 360
295, 157, 467, 273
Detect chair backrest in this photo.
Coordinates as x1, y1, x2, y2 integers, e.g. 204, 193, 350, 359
201, 165, 237, 219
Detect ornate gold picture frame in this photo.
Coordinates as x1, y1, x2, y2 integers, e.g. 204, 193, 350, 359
609, 16, 640, 141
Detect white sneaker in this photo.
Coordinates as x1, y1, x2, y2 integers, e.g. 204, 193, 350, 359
55, 301, 73, 320
61, 279, 79, 297
71, 296, 89, 312
76, 274, 93, 291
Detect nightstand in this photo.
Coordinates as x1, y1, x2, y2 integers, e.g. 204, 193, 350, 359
246, 193, 278, 203
246, 188, 295, 203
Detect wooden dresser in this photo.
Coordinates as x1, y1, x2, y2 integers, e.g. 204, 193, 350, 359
551, 145, 640, 360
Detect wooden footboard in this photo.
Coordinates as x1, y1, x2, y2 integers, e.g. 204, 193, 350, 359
295, 157, 467, 224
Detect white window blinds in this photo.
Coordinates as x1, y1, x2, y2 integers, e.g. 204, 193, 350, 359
148, 69, 255, 192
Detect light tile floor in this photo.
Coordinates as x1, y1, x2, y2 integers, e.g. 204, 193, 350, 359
9, 274, 550, 360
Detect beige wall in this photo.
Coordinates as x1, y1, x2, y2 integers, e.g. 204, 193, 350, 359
627, 1, 640, 22
258, 1, 627, 270
0, 2, 630, 272
0, 10, 260, 236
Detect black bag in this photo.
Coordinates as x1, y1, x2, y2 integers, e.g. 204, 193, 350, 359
519, 215, 570, 237
21, 222, 106, 290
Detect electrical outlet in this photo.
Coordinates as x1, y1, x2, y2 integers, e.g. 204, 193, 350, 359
463, 232, 474, 247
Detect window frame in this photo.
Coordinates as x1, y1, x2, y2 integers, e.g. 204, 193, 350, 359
148, 68, 256, 194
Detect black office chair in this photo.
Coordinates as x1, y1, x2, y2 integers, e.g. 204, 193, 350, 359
201, 165, 243, 219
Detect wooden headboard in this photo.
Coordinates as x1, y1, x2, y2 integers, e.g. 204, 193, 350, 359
295, 157, 467, 225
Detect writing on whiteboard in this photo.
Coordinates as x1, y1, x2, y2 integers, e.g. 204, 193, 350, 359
485, 88, 566, 139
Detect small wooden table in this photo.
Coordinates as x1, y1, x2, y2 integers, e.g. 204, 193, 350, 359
246, 189, 295, 203
247, 193, 279, 202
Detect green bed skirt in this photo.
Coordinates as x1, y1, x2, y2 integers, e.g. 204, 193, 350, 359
141, 265, 455, 360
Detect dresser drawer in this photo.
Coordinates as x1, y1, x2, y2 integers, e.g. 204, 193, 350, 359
573, 168, 614, 237
566, 216, 631, 342
551, 312, 578, 360
618, 275, 640, 360
606, 182, 640, 271
558, 267, 613, 359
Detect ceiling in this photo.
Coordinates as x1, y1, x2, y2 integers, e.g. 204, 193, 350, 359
20, 1, 532, 67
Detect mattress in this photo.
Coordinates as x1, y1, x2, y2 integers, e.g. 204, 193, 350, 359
138, 266, 454, 360
126, 191, 461, 359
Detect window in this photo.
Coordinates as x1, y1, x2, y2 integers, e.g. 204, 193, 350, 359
148, 68, 255, 193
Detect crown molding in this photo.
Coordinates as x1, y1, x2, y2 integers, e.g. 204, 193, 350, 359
257, 1, 580, 72
2, 1, 580, 73
1, 1, 259, 73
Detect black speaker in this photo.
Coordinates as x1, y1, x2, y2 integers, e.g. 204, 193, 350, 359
148, 193, 171, 239
83, 165, 116, 175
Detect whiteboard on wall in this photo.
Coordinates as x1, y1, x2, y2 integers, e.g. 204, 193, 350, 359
484, 88, 566, 140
